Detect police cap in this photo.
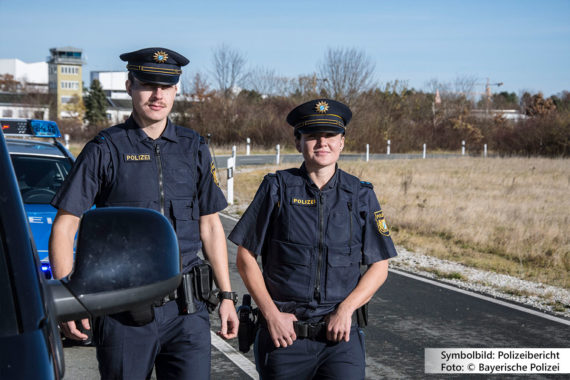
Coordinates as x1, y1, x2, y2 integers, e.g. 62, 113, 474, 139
287, 98, 352, 136
120, 47, 189, 86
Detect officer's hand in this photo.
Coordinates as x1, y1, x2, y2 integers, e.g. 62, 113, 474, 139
266, 311, 297, 348
326, 307, 352, 342
218, 299, 239, 340
59, 318, 90, 341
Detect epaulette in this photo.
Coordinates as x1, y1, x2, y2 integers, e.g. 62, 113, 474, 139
94, 134, 106, 144
266, 173, 276, 177
360, 181, 374, 189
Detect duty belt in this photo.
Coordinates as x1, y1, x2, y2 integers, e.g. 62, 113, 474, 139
153, 288, 180, 307
293, 321, 327, 339
260, 313, 357, 340
152, 271, 196, 307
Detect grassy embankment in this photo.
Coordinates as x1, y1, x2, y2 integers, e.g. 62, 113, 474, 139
223, 157, 569, 291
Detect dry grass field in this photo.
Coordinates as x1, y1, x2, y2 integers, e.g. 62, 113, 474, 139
225, 157, 569, 290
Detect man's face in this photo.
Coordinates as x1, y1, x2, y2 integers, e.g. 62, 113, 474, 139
126, 78, 177, 125
296, 131, 345, 170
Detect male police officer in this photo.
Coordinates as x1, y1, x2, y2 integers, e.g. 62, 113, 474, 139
230, 99, 397, 379
49, 47, 238, 379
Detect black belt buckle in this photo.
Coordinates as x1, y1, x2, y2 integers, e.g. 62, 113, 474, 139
294, 321, 326, 340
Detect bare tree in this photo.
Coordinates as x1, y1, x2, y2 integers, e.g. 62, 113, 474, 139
245, 66, 290, 96
211, 44, 248, 97
318, 47, 376, 104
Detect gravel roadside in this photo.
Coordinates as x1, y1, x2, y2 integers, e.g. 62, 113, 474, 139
390, 247, 569, 318
222, 207, 569, 319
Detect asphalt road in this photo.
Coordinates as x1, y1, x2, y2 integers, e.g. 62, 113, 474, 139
63, 214, 569, 379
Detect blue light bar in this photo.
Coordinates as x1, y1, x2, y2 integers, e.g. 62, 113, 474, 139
41, 263, 53, 279
30, 120, 61, 138
1, 119, 62, 138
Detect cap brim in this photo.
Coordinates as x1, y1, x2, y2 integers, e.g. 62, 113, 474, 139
295, 125, 345, 135
131, 71, 179, 86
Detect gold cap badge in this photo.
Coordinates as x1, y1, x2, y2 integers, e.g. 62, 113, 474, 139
153, 51, 169, 63
315, 101, 329, 114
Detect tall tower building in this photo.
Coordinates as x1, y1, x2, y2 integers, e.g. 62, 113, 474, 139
48, 47, 85, 118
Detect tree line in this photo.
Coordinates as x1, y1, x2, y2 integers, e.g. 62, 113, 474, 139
4, 45, 568, 157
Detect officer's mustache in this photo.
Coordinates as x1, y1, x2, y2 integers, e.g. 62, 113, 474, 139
146, 101, 167, 108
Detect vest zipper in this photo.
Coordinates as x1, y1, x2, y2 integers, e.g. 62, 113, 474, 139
154, 144, 165, 215
348, 201, 353, 253
314, 192, 324, 301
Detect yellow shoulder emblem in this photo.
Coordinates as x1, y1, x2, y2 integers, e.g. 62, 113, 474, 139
210, 161, 220, 187
374, 210, 390, 236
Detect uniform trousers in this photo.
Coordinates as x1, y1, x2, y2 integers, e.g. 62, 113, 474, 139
254, 325, 365, 380
93, 299, 211, 380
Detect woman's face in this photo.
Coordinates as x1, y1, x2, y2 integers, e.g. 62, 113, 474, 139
296, 132, 344, 170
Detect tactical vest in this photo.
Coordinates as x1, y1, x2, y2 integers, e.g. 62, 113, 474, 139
94, 124, 202, 266
263, 168, 363, 304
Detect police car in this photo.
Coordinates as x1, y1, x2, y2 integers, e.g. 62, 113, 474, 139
1, 118, 74, 278
0, 126, 181, 379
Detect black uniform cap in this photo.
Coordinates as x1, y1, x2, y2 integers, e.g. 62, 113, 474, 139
287, 98, 352, 136
120, 47, 189, 86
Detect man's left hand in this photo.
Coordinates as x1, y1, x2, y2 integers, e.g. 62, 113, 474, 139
325, 306, 353, 342
217, 299, 239, 339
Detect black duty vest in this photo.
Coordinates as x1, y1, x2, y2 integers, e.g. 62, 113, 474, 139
94, 123, 202, 265
263, 168, 363, 304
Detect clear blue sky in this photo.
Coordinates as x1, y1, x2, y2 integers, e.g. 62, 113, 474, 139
1, 0, 569, 96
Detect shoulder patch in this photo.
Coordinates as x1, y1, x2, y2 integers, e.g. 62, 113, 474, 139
94, 135, 106, 144
374, 210, 390, 236
199, 136, 206, 144
360, 181, 374, 189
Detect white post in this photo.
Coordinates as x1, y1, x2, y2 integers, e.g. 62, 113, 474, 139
226, 157, 235, 205
484, 144, 488, 158
423, 144, 427, 159
366, 144, 370, 162
232, 145, 237, 170
462, 140, 466, 156
276, 144, 280, 164
246, 138, 251, 156
387, 140, 391, 155
64, 134, 70, 150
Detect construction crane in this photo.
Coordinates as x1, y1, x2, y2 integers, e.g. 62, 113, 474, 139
476, 78, 503, 113
477, 78, 503, 101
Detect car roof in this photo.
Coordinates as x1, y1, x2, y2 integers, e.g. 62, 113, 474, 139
6, 138, 67, 158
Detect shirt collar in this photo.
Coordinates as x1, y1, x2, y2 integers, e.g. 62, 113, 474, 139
299, 162, 339, 190
125, 115, 179, 145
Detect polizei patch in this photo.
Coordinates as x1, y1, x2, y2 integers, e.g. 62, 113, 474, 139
291, 198, 316, 206
124, 153, 152, 162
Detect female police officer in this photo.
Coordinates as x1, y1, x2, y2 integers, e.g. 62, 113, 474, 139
229, 99, 397, 379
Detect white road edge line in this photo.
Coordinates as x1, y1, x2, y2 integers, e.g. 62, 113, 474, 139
210, 331, 259, 379
221, 213, 569, 326
218, 211, 569, 377
213, 213, 258, 378
390, 268, 570, 326
221, 213, 240, 222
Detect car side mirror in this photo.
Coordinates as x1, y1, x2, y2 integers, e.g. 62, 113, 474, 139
49, 207, 181, 322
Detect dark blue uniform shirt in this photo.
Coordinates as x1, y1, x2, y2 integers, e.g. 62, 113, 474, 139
229, 163, 397, 321
52, 116, 227, 271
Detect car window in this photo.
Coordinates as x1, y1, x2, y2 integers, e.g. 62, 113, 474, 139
0, 231, 18, 336
10, 155, 72, 204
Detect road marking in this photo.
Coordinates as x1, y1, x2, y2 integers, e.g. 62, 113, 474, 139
210, 331, 258, 379
221, 213, 239, 222
214, 213, 258, 378
390, 268, 570, 326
